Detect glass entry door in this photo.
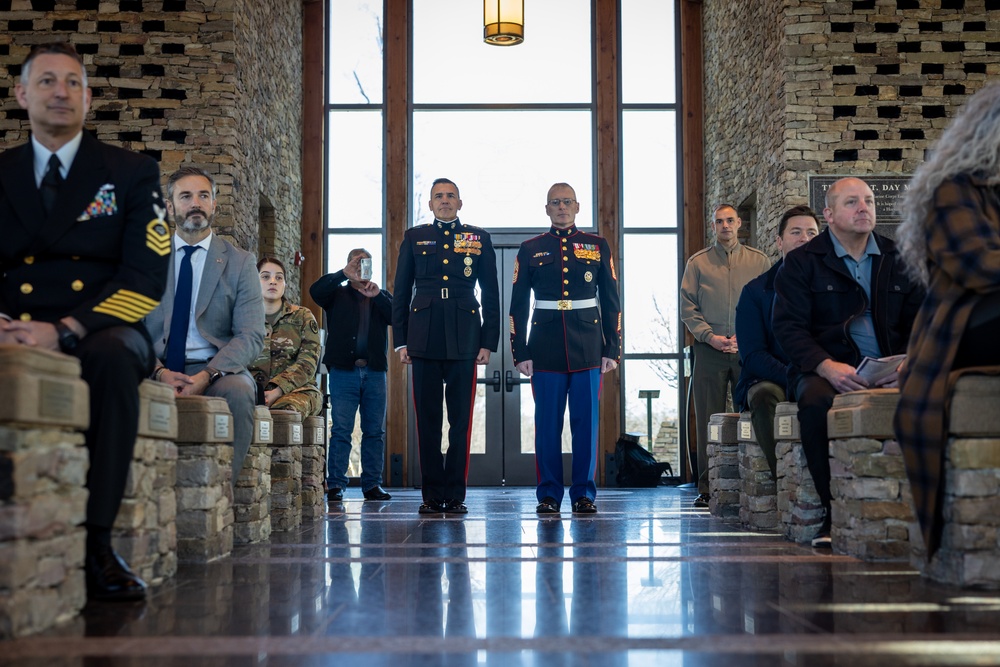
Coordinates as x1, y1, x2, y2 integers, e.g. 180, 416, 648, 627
468, 246, 573, 486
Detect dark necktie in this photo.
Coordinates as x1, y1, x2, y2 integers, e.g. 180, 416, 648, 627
41, 154, 63, 216
165, 245, 200, 372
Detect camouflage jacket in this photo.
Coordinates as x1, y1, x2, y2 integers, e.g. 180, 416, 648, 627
249, 301, 321, 396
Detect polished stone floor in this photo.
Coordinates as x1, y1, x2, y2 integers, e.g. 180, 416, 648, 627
7, 486, 1000, 666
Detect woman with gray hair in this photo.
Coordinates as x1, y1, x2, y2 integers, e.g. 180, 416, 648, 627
894, 82, 1000, 558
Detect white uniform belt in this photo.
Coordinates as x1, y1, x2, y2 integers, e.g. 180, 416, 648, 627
534, 298, 597, 311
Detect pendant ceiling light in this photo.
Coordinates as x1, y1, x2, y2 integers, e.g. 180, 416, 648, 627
484, 0, 524, 46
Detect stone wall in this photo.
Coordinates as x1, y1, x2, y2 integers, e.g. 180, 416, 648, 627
0, 0, 305, 299
703, 0, 1000, 259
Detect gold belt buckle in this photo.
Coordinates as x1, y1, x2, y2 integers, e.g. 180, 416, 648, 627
441, 287, 449, 299
557, 299, 571, 311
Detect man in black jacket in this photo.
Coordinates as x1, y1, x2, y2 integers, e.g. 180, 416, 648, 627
311, 248, 393, 503
733, 205, 819, 479
0, 42, 170, 601
773, 177, 924, 547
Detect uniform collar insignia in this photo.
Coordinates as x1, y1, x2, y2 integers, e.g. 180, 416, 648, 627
435, 219, 458, 230
551, 225, 576, 237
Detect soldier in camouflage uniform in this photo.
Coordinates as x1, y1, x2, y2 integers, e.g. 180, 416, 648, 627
250, 257, 322, 417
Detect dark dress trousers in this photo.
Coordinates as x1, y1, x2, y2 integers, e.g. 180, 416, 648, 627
0, 130, 170, 529
509, 225, 622, 504
392, 219, 500, 503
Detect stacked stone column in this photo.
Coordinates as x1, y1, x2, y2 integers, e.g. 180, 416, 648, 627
828, 389, 915, 561
923, 373, 1000, 588
301, 415, 327, 519
706, 413, 740, 519
738, 411, 778, 531
174, 396, 234, 562
774, 402, 824, 543
270, 410, 303, 532
0, 346, 89, 638
113, 379, 179, 585
233, 406, 273, 545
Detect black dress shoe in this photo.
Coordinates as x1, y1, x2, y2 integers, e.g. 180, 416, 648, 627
419, 501, 445, 514
572, 497, 597, 514
444, 500, 468, 515
327, 488, 344, 502
86, 544, 147, 602
363, 486, 392, 501
693, 493, 710, 508
536, 497, 560, 514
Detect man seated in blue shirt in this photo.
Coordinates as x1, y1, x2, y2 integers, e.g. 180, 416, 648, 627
734, 206, 820, 480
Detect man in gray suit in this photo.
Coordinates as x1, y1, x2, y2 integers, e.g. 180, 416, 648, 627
146, 166, 264, 480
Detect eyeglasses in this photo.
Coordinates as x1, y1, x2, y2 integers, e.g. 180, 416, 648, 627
547, 198, 577, 207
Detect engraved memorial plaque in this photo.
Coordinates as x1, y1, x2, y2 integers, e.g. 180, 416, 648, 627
740, 421, 752, 440
149, 402, 171, 433
709, 424, 720, 442
292, 424, 302, 443
39, 379, 75, 421
259, 421, 271, 441
777, 416, 792, 438
214, 414, 231, 439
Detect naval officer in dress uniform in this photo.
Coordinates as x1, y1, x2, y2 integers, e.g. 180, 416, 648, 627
392, 178, 500, 514
509, 183, 622, 514
0, 42, 170, 600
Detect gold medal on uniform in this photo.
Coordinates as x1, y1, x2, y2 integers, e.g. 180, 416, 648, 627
464, 256, 473, 266
464, 266, 473, 277
585, 271, 594, 283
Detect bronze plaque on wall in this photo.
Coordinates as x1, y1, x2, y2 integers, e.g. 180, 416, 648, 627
808, 175, 911, 239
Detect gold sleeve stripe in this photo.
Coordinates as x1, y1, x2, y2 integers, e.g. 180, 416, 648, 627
92, 290, 161, 322
512, 257, 519, 284
509, 315, 516, 334
609, 255, 618, 281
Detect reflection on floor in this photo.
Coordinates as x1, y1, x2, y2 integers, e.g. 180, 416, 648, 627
8, 487, 1000, 666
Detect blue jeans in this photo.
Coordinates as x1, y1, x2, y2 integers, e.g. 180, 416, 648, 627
326, 366, 387, 491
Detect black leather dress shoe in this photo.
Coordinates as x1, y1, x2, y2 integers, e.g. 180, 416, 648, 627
327, 488, 344, 502
572, 497, 597, 514
693, 493, 710, 508
419, 501, 445, 514
363, 486, 392, 501
86, 544, 147, 602
536, 498, 560, 514
444, 500, 468, 514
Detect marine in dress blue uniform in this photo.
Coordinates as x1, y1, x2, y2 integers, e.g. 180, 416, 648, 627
392, 178, 500, 514
509, 183, 622, 514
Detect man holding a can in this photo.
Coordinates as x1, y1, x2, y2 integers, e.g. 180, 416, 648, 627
311, 248, 394, 503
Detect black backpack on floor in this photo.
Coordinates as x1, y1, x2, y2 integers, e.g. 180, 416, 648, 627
615, 434, 672, 487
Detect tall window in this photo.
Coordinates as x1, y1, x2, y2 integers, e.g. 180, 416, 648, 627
619, 0, 683, 472
411, 0, 594, 229
327, 0, 385, 281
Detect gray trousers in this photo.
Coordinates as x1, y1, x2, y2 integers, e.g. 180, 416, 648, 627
185, 361, 257, 483
691, 341, 740, 493
747, 381, 785, 480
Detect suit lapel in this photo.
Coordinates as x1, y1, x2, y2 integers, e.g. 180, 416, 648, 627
196, 234, 226, 317
0, 144, 45, 237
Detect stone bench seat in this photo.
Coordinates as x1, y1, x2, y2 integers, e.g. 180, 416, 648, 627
774, 402, 824, 543
738, 411, 778, 531
174, 396, 234, 563
113, 379, 179, 585
270, 409, 304, 532
827, 388, 915, 561
707, 413, 740, 519
923, 370, 1000, 588
0, 345, 89, 638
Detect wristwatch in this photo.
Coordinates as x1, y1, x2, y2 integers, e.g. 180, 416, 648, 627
205, 367, 223, 384
54, 321, 80, 353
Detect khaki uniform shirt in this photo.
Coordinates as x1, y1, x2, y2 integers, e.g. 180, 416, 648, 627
680, 241, 771, 343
